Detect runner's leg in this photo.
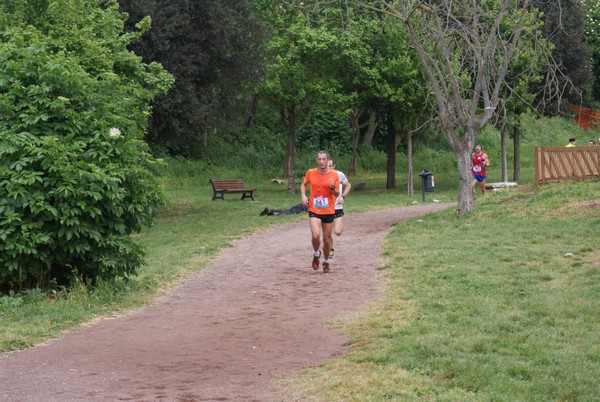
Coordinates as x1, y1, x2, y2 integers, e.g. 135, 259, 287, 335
309, 217, 322, 253
333, 216, 343, 236
322, 221, 334, 259
309, 217, 323, 269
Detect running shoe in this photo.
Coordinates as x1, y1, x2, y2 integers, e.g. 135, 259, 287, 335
311, 252, 320, 270
322, 261, 330, 273
329, 248, 335, 259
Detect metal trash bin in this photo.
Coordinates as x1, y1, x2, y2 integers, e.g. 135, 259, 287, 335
418, 170, 435, 201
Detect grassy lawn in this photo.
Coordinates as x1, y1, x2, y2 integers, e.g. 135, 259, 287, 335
273, 180, 600, 401
1, 139, 599, 399
0, 167, 444, 352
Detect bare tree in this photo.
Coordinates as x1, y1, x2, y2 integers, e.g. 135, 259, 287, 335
353, 0, 548, 215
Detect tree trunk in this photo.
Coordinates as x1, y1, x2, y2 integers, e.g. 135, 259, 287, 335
201, 130, 209, 159
244, 94, 258, 128
286, 131, 296, 194
386, 108, 396, 189
348, 107, 362, 175
280, 107, 296, 194
406, 131, 414, 195
501, 125, 508, 182
363, 110, 378, 146
455, 147, 474, 216
513, 124, 521, 182
442, 126, 476, 215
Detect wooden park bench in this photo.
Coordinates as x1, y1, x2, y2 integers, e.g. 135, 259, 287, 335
209, 179, 256, 201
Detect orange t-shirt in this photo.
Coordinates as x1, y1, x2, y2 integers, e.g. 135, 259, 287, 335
303, 168, 340, 215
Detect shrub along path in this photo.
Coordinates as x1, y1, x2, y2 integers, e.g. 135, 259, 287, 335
1, 203, 451, 401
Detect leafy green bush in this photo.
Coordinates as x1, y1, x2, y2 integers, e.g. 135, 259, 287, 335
0, 1, 173, 291
357, 147, 388, 171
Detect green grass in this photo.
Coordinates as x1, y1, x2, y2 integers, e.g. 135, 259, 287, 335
0, 166, 447, 353
1, 114, 598, 399
273, 180, 600, 401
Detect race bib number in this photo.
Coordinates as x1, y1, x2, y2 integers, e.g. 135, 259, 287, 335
473, 166, 482, 173
313, 196, 329, 209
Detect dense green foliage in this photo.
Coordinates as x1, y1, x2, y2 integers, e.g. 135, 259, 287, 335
119, 0, 264, 157
0, 0, 173, 291
115, 0, 599, 188
533, 0, 593, 112
583, 0, 600, 104
0, 0, 597, 290
108, 0, 597, 164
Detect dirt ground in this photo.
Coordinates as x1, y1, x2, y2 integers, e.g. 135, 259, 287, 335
0, 203, 450, 402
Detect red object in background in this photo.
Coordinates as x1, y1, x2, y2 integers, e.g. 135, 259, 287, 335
569, 105, 600, 130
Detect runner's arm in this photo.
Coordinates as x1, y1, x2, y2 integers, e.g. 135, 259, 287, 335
342, 179, 351, 198
300, 182, 309, 206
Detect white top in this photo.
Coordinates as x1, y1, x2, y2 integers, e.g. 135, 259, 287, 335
334, 170, 348, 210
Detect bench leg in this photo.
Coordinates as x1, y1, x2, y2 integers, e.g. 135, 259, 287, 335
212, 191, 225, 201
241, 192, 255, 201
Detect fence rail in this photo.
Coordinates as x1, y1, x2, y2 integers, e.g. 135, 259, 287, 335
535, 147, 600, 185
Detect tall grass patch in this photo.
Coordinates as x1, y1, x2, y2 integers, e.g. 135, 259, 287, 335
276, 180, 600, 401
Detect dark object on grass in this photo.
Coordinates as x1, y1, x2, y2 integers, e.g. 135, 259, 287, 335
260, 204, 307, 216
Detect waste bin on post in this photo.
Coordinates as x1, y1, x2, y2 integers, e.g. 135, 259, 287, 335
418, 170, 435, 202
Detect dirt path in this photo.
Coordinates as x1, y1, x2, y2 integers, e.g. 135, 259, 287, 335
0, 203, 451, 401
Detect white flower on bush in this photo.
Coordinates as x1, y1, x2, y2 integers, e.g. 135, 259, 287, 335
109, 127, 121, 138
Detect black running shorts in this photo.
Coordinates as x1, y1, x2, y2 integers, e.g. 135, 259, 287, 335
308, 211, 335, 224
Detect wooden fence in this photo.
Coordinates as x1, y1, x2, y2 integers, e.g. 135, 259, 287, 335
535, 147, 600, 185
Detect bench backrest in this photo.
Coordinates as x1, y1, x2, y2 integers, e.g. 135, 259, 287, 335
210, 179, 247, 190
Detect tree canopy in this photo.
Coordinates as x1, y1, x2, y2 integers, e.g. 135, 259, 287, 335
532, 0, 593, 113
119, 0, 265, 157
350, 0, 552, 215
